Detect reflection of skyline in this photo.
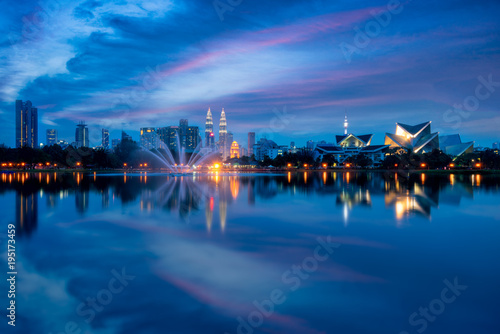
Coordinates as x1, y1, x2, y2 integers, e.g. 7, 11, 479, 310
1, 171, 498, 231
16, 191, 37, 237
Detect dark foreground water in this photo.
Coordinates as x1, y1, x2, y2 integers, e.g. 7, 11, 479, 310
1, 171, 499, 334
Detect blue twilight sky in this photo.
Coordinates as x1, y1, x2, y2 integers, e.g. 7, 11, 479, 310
0, 0, 499, 148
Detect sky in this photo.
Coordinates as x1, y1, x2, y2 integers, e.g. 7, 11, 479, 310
0, 0, 499, 148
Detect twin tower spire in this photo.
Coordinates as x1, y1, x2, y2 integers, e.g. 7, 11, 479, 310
205, 108, 230, 158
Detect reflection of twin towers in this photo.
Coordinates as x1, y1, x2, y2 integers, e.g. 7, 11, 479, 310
205, 176, 243, 232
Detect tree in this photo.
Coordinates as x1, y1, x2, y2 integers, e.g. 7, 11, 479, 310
354, 154, 373, 168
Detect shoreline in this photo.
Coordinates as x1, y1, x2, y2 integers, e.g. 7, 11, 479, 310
1, 168, 500, 175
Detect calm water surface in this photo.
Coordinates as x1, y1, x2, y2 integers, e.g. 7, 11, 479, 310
1, 171, 499, 334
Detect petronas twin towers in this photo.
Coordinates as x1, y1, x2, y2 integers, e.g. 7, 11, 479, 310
205, 108, 232, 159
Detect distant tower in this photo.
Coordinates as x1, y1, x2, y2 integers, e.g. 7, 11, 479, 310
102, 129, 109, 150
46, 129, 57, 146
205, 108, 214, 147
179, 119, 188, 148
248, 132, 255, 156
219, 108, 228, 158
15, 100, 38, 148
344, 115, 348, 135
75, 121, 89, 148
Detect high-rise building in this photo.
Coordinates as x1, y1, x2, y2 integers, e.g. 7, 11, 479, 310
157, 126, 180, 152
112, 139, 121, 150
15, 100, 38, 148
102, 129, 109, 150
46, 129, 57, 146
186, 126, 200, 151
179, 119, 189, 148
248, 132, 255, 156
75, 121, 89, 148
140, 127, 158, 150
205, 108, 214, 148
219, 109, 228, 158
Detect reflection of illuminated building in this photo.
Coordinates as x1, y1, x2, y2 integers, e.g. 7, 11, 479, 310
46, 194, 57, 208
75, 189, 89, 213
230, 177, 239, 199
206, 197, 214, 232
385, 183, 438, 220
102, 189, 109, 209
336, 187, 372, 226
219, 199, 227, 232
16, 192, 38, 236
336, 189, 372, 207
248, 179, 255, 205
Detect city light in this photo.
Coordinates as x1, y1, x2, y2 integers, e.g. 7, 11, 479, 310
214, 163, 220, 169
449, 163, 455, 168
421, 163, 426, 168
287, 163, 292, 168
322, 163, 328, 168
76, 162, 81, 166
123, 163, 127, 167
475, 163, 481, 168
345, 163, 350, 168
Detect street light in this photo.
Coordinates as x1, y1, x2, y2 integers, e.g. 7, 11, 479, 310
421, 163, 426, 168
322, 163, 328, 169
287, 163, 292, 168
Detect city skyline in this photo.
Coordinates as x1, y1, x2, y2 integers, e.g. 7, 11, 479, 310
5, 101, 499, 153
1, 1, 499, 148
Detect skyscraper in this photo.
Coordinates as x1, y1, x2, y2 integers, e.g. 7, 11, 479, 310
248, 132, 255, 156
46, 129, 57, 146
219, 109, 228, 158
75, 122, 89, 148
157, 126, 179, 152
179, 119, 188, 148
15, 100, 38, 148
102, 129, 109, 150
186, 126, 200, 151
140, 127, 158, 150
112, 138, 121, 150
205, 108, 214, 148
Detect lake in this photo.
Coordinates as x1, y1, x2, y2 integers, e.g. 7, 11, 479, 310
1, 171, 499, 334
